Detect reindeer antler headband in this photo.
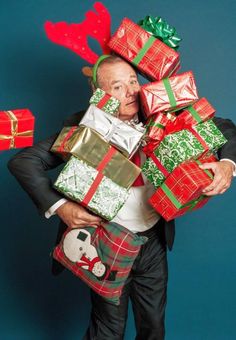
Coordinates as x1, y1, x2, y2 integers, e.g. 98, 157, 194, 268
44, 2, 112, 86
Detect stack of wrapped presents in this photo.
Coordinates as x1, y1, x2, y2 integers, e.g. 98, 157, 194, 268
108, 15, 227, 221
51, 90, 146, 221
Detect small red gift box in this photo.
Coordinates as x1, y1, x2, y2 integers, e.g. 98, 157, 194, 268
140, 71, 199, 118
108, 17, 180, 81
175, 97, 215, 126
149, 155, 217, 221
143, 112, 176, 155
0, 109, 35, 150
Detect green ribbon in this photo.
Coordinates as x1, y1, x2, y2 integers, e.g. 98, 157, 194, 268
132, 36, 156, 66
147, 121, 165, 129
162, 183, 206, 212
138, 15, 181, 50
163, 78, 177, 108
187, 105, 202, 124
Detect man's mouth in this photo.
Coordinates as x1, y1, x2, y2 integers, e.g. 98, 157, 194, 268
126, 100, 137, 106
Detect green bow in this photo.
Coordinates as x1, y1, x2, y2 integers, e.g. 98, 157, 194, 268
138, 15, 181, 50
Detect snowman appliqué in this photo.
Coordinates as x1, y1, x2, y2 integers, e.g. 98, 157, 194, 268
63, 228, 117, 281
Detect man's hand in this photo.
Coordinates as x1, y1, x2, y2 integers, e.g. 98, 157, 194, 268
199, 160, 235, 196
56, 201, 103, 228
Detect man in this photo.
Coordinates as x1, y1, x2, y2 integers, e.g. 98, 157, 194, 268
8, 56, 236, 339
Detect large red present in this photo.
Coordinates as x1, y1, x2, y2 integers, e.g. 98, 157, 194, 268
108, 17, 180, 81
175, 97, 215, 126
0, 109, 35, 150
140, 71, 199, 118
149, 155, 217, 221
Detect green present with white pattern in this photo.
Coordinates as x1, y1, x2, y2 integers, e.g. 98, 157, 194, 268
89, 88, 120, 115
54, 156, 129, 221
142, 119, 227, 188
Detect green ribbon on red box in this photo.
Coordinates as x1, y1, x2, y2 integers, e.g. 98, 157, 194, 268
185, 105, 203, 124
138, 15, 181, 50
133, 15, 181, 66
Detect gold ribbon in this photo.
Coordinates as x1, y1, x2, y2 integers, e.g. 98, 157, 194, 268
0, 111, 33, 148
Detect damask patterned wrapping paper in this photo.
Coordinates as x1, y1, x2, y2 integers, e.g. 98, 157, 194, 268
142, 119, 227, 188
79, 105, 145, 158
89, 88, 120, 116
143, 98, 216, 154
51, 126, 141, 188
140, 71, 198, 118
0, 109, 34, 150
54, 156, 130, 221
108, 17, 180, 81
149, 155, 216, 221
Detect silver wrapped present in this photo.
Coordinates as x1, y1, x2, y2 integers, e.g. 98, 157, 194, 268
79, 104, 145, 158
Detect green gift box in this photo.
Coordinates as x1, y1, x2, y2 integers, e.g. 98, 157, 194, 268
89, 88, 120, 116
142, 119, 227, 188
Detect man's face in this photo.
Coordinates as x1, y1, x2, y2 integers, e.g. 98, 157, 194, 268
97, 61, 140, 121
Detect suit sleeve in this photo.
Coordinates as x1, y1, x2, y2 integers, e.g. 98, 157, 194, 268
8, 133, 66, 215
8, 111, 85, 215
213, 117, 236, 162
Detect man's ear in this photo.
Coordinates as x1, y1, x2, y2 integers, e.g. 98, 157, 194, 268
82, 66, 96, 92
82, 66, 93, 77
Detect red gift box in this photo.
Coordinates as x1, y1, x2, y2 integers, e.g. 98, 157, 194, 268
0, 109, 35, 150
175, 97, 215, 126
149, 155, 217, 221
143, 112, 176, 155
108, 17, 180, 81
140, 71, 199, 118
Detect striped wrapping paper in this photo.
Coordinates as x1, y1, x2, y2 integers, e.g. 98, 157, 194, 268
108, 17, 180, 81
149, 155, 217, 221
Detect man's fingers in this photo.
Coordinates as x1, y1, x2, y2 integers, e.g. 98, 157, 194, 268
199, 162, 216, 171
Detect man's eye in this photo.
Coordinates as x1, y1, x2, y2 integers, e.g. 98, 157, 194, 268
130, 80, 138, 85
114, 85, 122, 90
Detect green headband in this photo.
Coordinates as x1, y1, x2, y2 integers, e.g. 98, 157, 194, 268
92, 54, 111, 88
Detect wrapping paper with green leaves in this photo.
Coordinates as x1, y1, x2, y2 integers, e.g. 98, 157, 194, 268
89, 88, 120, 116
54, 156, 129, 220
142, 119, 227, 188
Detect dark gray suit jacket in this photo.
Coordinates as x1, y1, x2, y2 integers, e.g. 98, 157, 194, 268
8, 112, 236, 263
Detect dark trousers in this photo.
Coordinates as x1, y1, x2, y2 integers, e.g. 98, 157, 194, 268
83, 220, 168, 340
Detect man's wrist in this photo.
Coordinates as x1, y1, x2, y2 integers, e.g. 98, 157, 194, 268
220, 158, 236, 176
45, 198, 68, 219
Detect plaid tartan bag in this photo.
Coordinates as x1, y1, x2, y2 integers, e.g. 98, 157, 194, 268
53, 222, 147, 305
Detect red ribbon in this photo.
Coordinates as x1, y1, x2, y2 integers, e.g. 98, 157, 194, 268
164, 118, 191, 135
76, 255, 101, 271
81, 147, 117, 206
96, 93, 111, 110
58, 126, 78, 153
130, 150, 145, 186
163, 118, 209, 151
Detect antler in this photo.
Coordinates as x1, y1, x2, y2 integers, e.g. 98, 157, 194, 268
44, 2, 111, 64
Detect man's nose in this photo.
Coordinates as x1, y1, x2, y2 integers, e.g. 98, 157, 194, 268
126, 86, 136, 96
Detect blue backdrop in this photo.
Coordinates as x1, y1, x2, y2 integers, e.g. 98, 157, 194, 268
1, 0, 236, 339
